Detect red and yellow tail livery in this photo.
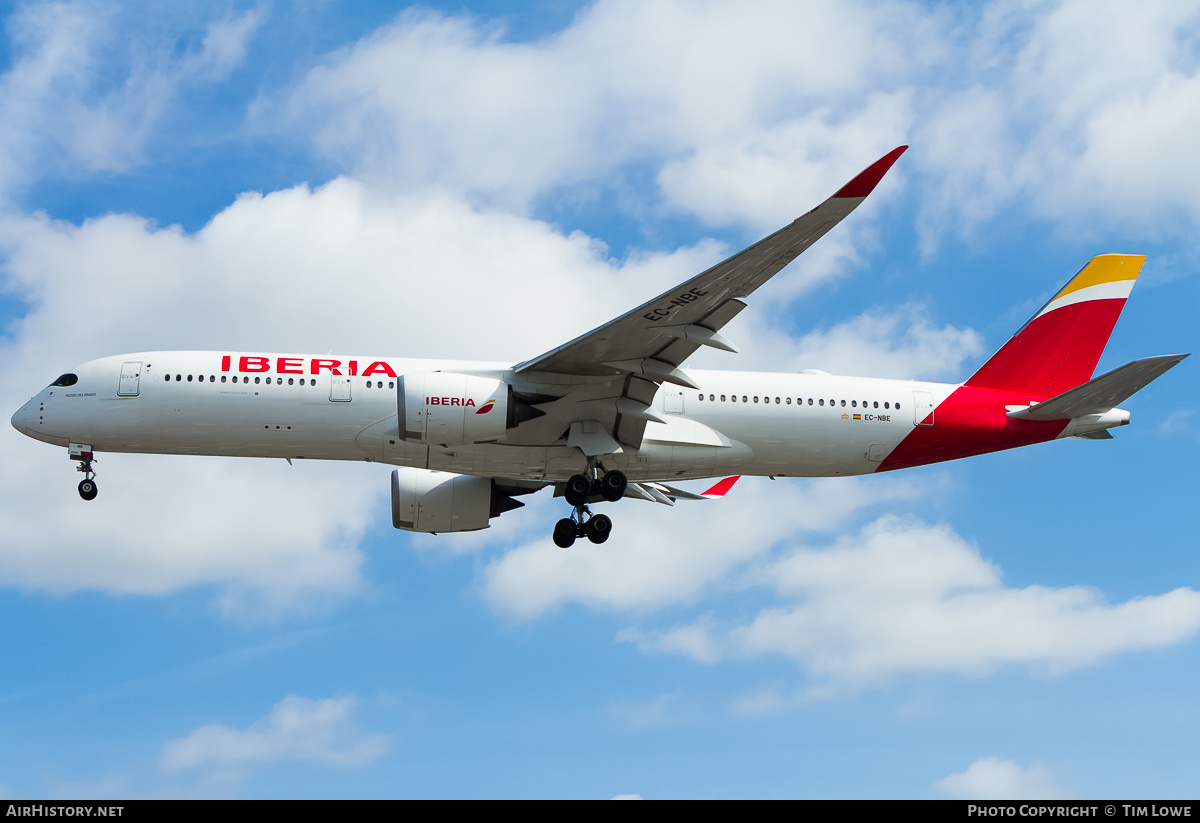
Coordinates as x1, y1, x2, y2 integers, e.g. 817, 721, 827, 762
967, 254, 1144, 396
880, 253, 1184, 472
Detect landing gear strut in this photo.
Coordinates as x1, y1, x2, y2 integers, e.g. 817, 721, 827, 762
553, 462, 626, 547
70, 444, 98, 501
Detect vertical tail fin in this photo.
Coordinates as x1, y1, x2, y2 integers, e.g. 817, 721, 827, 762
965, 254, 1144, 396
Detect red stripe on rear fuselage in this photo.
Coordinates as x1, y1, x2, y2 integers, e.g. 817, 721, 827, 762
876, 384, 1069, 472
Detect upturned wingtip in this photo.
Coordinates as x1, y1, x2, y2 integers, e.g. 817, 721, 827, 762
833, 145, 908, 199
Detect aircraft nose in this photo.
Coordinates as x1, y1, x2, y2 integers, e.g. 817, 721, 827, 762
11, 402, 28, 435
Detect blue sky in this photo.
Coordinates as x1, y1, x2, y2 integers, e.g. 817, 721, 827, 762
1, 0, 1199, 799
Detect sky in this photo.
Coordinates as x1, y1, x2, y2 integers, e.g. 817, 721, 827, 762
1, 0, 1198, 800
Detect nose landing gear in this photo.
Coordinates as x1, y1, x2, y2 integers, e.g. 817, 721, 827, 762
553, 463, 626, 547
69, 443, 98, 501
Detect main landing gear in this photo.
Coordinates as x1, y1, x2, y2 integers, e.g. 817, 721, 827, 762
552, 464, 627, 548
70, 444, 98, 501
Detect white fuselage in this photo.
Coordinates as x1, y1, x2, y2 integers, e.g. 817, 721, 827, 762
11, 351, 956, 482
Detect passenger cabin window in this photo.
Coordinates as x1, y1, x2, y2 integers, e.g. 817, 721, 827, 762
50, 374, 78, 387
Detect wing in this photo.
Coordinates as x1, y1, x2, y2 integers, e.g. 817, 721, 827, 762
514, 145, 908, 451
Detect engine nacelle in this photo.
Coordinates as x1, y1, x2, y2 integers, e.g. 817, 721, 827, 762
398, 372, 510, 446
390, 468, 524, 533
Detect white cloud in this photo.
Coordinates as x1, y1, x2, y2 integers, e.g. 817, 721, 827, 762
276, 0, 1200, 248
627, 516, 1200, 693
182, 10, 265, 81
7, 1, 1198, 247
916, 0, 1200, 247
937, 757, 1071, 800
0, 4, 263, 200
162, 694, 390, 772
483, 476, 925, 619
656, 91, 914, 232
0, 179, 687, 361
281, 0, 919, 229
0, 444, 372, 620
699, 303, 985, 380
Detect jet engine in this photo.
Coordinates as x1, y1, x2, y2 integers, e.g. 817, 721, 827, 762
397, 372, 545, 446
390, 467, 526, 533
397, 372, 511, 445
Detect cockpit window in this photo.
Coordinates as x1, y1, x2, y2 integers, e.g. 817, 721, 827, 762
49, 373, 78, 387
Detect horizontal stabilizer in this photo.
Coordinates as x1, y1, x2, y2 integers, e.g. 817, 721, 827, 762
625, 476, 741, 505
1008, 354, 1188, 420
699, 475, 740, 498
1072, 429, 1114, 440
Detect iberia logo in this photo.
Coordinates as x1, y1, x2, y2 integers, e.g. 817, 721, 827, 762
476, 399, 496, 414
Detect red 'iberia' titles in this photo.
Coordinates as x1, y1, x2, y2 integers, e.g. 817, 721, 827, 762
221, 356, 398, 377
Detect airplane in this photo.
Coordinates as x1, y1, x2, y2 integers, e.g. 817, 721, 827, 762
10, 146, 1188, 548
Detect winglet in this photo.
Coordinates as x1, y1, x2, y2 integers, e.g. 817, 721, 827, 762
833, 146, 908, 199
700, 476, 740, 498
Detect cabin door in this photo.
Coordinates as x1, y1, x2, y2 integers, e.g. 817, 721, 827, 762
117, 361, 141, 396
330, 375, 352, 402
913, 391, 934, 426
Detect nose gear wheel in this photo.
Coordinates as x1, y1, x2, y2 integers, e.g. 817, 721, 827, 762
73, 451, 98, 501
78, 478, 98, 501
